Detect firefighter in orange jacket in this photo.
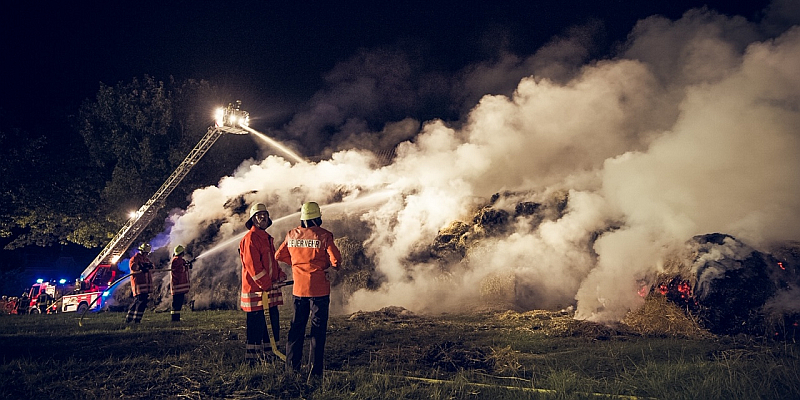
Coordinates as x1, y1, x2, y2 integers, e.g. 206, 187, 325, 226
276, 201, 341, 378
170, 244, 192, 322
239, 202, 286, 364
126, 243, 154, 324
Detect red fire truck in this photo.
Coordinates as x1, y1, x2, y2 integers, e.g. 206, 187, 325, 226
26, 279, 70, 314
35, 103, 251, 313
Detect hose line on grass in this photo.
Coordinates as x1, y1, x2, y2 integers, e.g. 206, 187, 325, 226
325, 370, 658, 400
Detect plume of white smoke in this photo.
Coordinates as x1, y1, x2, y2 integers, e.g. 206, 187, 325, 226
574, 20, 800, 321
163, 4, 800, 319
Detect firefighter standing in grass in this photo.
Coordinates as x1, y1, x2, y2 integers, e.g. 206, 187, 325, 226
170, 245, 192, 322
126, 243, 154, 324
276, 201, 341, 379
239, 202, 287, 364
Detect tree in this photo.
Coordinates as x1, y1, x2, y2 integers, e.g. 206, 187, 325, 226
2, 76, 256, 252
77, 76, 256, 245
0, 108, 106, 251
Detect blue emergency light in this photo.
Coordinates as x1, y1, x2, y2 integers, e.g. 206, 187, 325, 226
59, 279, 67, 284
36, 278, 44, 284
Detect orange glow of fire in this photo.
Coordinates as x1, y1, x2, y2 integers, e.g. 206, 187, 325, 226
659, 283, 668, 295
677, 281, 692, 299
778, 262, 785, 270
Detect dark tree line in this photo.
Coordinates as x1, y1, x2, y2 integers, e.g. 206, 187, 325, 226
2, 75, 256, 257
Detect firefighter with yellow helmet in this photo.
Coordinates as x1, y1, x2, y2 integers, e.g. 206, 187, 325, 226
239, 202, 287, 364
170, 244, 192, 322
126, 242, 154, 324
276, 201, 341, 378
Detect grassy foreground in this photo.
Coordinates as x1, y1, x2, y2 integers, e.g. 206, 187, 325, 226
1, 308, 798, 400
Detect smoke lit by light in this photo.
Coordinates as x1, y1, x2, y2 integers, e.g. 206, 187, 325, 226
151, 5, 800, 320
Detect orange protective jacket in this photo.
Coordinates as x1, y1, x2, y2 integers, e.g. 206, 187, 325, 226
129, 252, 153, 296
170, 256, 190, 295
239, 226, 284, 311
275, 226, 341, 297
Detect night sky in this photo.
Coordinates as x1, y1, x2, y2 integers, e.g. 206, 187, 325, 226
2, 1, 773, 132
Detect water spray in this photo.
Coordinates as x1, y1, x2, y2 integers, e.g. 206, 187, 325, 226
242, 126, 307, 165
194, 188, 396, 261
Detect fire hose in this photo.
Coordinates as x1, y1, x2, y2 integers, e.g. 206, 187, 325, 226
264, 280, 293, 361
78, 268, 172, 327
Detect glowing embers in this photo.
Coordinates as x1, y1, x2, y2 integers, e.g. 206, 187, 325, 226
658, 277, 698, 310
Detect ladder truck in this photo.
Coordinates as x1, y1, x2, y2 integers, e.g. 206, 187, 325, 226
56, 102, 251, 313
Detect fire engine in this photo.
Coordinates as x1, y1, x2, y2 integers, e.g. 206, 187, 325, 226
26, 279, 70, 314
39, 102, 251, 313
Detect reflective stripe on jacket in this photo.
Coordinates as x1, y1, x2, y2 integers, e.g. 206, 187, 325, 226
239, 227, 280, 312
275, 226, 341, 297
170, 256, 190, 295
130, 252, 153, 296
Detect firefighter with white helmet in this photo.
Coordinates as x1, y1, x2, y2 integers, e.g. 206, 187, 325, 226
239, 202, 287, 364
276, 201, 341, 378
170, 244, 192, 322
125, 242, 154, 324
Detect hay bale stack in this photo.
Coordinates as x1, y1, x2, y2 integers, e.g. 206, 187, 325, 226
333, 236, 378, 294
623, 295, 712, 338
479, 271, 517, 308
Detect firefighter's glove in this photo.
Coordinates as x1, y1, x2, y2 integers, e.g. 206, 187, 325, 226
324, 266, 339, 282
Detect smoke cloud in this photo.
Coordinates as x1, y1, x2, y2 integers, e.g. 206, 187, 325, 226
159, 4, 799, 321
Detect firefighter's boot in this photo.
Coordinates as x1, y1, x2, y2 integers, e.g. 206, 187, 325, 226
171, 311, 180, 322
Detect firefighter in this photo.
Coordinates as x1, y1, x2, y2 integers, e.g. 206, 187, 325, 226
17, 293, 28, 315
37, 290, 52, 314
125, 243, 154, 324
239, 202, 286, 364
276, 201, 341, 379
7, 296, 18, 315
170, 245, 192, 322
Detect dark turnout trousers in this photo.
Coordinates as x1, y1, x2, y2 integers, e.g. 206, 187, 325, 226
171, 293, 185, 322
126, 293, 149, 323
286, 295, 330, 376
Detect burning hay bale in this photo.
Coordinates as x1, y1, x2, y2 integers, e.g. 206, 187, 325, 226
645, 233, 800, 339
479, 271, 517, 309
332, 236, 379, 294
622, 295, 713, 339
471, 206, 510, 236
430, 221, 471, 264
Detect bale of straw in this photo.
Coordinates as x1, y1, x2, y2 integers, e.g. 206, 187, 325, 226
480, 272, 516, 307
623, 295, 713, 338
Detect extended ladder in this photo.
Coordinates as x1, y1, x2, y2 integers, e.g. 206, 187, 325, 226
80, 121, 247, 280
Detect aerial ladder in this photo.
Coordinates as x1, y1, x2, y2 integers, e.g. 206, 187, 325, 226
55, 102, 251, 313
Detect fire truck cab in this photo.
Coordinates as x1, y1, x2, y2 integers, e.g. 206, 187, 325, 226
60, 264, 117, 313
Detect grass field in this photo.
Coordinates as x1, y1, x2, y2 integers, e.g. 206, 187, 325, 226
1, 307, 798, 400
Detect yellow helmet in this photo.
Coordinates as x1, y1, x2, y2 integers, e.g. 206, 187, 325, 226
245, 202, 269, 229
301, 202, 321, 220
174, 245, 185, 256
138, 243, 151, 253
